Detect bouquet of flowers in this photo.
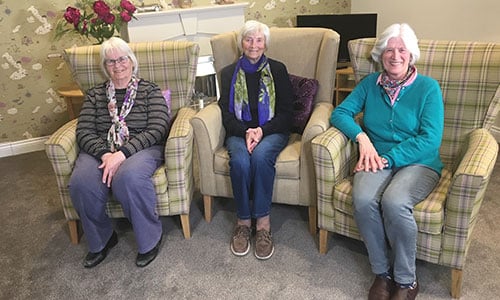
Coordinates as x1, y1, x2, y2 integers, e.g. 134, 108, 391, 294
55, 0, 136, 44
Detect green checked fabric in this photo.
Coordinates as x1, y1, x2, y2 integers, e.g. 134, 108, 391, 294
312, 38, 499, 297
45, 40, 199, 242
61, 40, 199, 116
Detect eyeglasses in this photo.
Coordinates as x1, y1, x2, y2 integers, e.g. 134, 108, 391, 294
104, 55, 130, 66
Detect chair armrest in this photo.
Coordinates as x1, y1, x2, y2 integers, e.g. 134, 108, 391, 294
311, 126, 358, 189
298, 102, 333, 202
44, 119, 79, 176
166, 106, 196, 156
190, 102, 225, 161
190, 102, 225, 152
442, 128, 499, 268
165, 106, 196, 200
190, 102, 225, 194
302, 102, 333, 142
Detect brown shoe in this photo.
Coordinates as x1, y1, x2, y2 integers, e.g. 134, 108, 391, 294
230, 225, 251, 256
368, 275, 394, 300
254, 229, 274, 260
391, 281, 419, 300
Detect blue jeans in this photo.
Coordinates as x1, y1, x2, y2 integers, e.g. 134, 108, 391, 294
352, 164, 439, 285
225, 133, 288, 220
68, 146, 164, 254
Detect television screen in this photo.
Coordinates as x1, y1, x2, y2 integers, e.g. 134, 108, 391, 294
297, 14, 377, 68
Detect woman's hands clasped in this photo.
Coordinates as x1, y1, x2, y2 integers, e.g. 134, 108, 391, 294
355, 133, 387, 173
246, 127, 263, 154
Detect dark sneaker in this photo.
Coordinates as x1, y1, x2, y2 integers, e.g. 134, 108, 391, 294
230, 225, 251, 256
368, 275, 394, 300
391, 281, 419, 300
254, 229, 274, 260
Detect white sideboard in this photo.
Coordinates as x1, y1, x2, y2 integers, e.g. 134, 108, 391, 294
124, 3, 248, 56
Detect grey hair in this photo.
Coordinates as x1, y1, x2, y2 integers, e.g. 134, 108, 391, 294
237, 20, 270, 52
370, 23, 420, 65
100, 37, 138, 78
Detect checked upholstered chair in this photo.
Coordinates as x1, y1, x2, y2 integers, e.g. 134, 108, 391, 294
191, 27, 339, 235
45, 40, 199, 244
311, 38, 500, 298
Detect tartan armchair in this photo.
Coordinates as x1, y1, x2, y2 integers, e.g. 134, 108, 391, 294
311, 38, 500, 298
45, 40, 199, 244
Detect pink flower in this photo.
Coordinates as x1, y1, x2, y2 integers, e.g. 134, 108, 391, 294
93, 0, 111, 18
101, 13, 115, 24
120, 11, 132, 22
120, 0, 136, 14
57, 0, 136, 44
63, 7, 81, 26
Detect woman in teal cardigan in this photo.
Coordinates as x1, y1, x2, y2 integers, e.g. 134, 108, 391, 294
330, 23, 443, 300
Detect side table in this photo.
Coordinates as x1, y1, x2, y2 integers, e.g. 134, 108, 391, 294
334, 67, 356, 106
57, 86, 84, 119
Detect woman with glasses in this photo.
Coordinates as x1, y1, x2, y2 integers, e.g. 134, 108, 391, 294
68, 37, 170, 268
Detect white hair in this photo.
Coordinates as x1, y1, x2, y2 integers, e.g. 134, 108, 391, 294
370, 23, 420, 65
237, 20, 271, 52
100, 37, 138, 78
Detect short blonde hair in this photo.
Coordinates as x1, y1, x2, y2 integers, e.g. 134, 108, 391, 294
100, 37, 138, 78
370, 23, 420, 65
237, 20, 271, 52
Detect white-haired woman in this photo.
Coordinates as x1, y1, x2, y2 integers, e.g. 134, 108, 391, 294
218, 20, 293, 260
69, 37, 170, 268
330, 24, 444, 300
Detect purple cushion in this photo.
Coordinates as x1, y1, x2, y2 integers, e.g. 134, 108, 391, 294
289, 74, 319, 134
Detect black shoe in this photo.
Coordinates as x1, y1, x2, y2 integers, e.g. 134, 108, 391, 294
83, 231, 118, 268
136, 235, 162, 268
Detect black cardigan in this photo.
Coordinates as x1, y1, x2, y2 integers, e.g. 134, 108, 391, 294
218, 58, 294, 138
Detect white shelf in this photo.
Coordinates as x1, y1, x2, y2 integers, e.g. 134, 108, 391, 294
125, 3, 248, 56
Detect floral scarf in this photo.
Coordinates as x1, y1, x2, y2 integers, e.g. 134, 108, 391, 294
379, 65, 417, 104
106, 76, 139, 152
229, 55, 275, 126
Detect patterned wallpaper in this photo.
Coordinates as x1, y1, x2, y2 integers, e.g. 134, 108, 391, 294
245, 0, 349, 27
0, 0, 349, 144
1, 0, 79, 143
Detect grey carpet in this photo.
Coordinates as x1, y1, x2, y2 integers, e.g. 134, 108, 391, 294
1, 150, 499, 299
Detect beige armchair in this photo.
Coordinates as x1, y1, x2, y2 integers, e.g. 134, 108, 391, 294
45, 40, 199, 244
312, 38, 500, 298
191, 27, 339, 235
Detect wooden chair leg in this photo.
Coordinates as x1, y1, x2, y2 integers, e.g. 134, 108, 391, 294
68, 220, 80, 245
451, 268, 463, 299
308, 205, 317, 236
180, 214, 191, 239
203, 195, 213, 222
319, 229, 329, 254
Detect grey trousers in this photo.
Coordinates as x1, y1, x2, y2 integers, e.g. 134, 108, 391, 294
352, 164, 439, 285
69, 145, 164, 254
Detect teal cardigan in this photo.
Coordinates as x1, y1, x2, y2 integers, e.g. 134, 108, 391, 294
330, 72, 444, 175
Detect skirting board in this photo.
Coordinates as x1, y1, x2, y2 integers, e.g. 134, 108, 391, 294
0, 136, 49, 158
